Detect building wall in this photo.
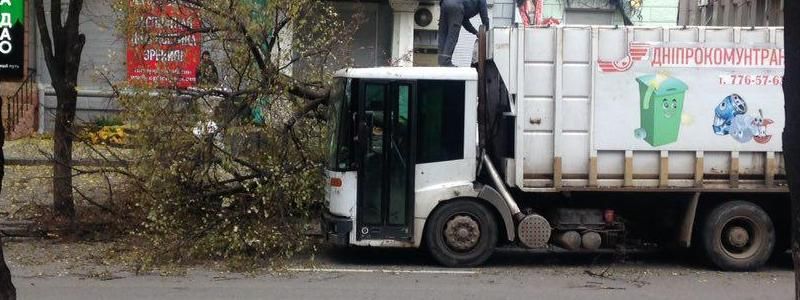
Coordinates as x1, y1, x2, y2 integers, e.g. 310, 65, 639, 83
677, 0, 783, 27
33, 0, 395, 132
26, 0, 682, 132
332, 1, 393, 67
449, 0, 687, 65
633, 0, 681, 25
452, 0, 519, 66
542, 0, 680, 26
492, 0, 520, 27
35, 0, 122, 132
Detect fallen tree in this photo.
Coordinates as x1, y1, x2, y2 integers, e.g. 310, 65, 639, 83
114, 0, 357, 266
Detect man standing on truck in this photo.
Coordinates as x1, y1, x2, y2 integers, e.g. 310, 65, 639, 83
438, 0, 490, 67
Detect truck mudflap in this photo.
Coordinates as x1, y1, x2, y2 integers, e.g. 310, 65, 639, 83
322, 211, 352, 246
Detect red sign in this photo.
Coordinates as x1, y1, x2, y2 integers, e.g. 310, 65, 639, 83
127, 1, 201, 88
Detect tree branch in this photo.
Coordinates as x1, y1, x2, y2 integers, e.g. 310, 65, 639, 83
284, 97, 326, 133
33, 0, 58, 81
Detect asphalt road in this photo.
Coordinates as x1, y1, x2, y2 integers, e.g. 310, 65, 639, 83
12, 247, 795, 300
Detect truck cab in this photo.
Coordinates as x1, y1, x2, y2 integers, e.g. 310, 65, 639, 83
323, 67, 483, 249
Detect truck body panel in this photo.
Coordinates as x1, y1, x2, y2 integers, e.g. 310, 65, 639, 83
488, 26, 786, 192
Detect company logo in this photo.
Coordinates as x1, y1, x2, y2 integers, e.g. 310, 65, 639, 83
597, 42, 650, 73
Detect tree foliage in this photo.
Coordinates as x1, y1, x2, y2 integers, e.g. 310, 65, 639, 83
113, 0, 356, 265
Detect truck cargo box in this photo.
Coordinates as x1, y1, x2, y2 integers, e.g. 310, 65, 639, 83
488, 26, 786, 192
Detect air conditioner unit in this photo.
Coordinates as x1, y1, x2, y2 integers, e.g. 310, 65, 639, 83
414, 4, 440, 31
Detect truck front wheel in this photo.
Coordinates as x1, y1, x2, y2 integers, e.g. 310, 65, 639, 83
701, 201, 775, 271
425, 200, 498, 267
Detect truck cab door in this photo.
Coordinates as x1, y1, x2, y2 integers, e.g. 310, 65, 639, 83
356, 80, 416, 241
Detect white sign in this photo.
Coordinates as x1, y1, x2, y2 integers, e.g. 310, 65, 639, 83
594, 42, 785, 152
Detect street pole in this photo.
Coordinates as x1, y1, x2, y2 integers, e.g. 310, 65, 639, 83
782, 1, 800, 299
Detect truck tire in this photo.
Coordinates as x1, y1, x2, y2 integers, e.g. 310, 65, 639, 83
701, 201, 775, 271
425, 200, 498, 267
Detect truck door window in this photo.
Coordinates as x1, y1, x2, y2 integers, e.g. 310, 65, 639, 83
388, 84, 411, 226
326, 78, 356, 171
417, 80, 465, 164
362, 83, 386, 225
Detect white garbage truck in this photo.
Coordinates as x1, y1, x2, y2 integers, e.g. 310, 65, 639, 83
322, 25, 787, 271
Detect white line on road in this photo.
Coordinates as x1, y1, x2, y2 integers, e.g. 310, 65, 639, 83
287, 268, 479, 275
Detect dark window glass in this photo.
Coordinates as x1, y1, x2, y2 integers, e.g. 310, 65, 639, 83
416, 80, 465, 163
362, 83, 386, 225
388, 84, 411, 225
326, 78, 357, 171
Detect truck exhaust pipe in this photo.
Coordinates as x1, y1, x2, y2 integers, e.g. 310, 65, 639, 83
482, 153, 553, 249
477, 27, 522, 221
477, 29, 552, 249
482, 153, 522, 218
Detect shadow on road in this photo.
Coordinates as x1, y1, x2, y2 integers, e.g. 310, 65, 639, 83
318, 245, 793, 272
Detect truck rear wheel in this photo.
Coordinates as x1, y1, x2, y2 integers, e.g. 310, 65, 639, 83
425, 200, 498, 267
701, 201, 775, 271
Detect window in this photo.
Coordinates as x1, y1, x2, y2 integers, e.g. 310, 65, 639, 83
416, 80, 465, 163
564, 9, 615, 25
326, 78, 357, 171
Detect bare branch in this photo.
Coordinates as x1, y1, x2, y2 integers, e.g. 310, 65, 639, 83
284, 97, 326, 133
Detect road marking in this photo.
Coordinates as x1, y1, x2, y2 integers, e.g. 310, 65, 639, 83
287, 268, 479, 275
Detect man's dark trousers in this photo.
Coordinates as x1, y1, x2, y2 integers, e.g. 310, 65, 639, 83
438, 0, 464, 66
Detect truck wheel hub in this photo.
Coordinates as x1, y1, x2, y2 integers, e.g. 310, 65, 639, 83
727, 226, 750, 248
719, 217, 762, 259
444, 215, 480, 251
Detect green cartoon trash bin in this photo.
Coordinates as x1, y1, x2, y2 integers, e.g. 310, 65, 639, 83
634, 74, 688, 147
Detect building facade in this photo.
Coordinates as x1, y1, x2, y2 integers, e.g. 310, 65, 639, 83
676, 0, 783, 27
331, 0, 522, 68
541, 0, 680, 26
14, 0, 694, 134
18, 0, 526, 134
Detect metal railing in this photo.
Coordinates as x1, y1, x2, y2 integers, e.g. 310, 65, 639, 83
5, 69, 37, 136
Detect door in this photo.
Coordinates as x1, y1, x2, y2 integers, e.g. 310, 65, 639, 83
357, 81, 416, 240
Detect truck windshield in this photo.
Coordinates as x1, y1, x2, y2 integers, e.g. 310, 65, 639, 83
327, 78, 356, 171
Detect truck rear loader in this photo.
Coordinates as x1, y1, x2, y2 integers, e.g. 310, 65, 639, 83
322, 25, 788, 271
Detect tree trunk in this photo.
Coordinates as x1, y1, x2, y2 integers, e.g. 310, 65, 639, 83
33, 0, 86, 220
0, 96, 18, 300
52, 87, 77, 219
783, 1, 800, 299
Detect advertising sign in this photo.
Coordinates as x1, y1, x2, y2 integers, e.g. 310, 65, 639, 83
0, 0, 24, 79
594, 41, 785, 152
127, 1, 201, 88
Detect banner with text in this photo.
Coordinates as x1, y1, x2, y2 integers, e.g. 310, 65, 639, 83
0, 0, 24, 79
594, 41, 785, 152
127, 0, 201, 88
